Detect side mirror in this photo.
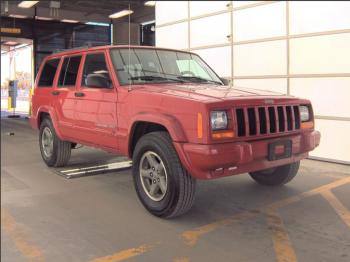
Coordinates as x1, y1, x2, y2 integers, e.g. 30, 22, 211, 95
86, 73, 111, 88
220, 77, 230, 86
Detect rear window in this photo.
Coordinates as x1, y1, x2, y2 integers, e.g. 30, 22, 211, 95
58, 56, 82, 87
38, 58, 60, 87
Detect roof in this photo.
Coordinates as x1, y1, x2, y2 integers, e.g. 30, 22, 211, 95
46, 45, 196, 59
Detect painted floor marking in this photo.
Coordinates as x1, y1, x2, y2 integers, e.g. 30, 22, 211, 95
181, 176, 350, 246
1, 208, 44, 261
89, 243, 155, 262
321, 190, 350, 228
265, 208, 298, 262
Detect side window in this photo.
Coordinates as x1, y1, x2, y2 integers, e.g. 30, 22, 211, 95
81, 53, 112, 88
58, 56, 82, 87
38, 58, 60, 87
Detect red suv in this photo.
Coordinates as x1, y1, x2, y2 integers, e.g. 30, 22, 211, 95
30, 45, 320, 218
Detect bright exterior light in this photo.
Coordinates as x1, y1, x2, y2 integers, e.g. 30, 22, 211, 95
61, 19, 79, 23
109, 10, 133, 19
36, 16, 53, 21
9, 14, 28, 18
144, 1, 156, 6
18, 1, 39, 8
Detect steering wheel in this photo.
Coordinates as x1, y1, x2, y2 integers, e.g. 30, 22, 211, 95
180, 71, 195, 77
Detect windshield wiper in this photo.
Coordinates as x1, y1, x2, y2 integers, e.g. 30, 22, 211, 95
129, 75, 184, 83
177, 76, 223, 85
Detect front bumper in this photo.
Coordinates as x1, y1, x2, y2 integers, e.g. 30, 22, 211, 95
174, 130, 321, 179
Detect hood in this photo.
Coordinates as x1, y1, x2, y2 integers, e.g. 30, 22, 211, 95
132, 83, 291, 102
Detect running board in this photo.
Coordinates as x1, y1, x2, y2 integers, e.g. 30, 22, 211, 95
55, 161, 133, 179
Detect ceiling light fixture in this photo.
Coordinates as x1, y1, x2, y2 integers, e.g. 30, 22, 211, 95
144, 1, 156, 7
109, 10, 133, 19
9, 14, 28, 18
35, 16, 54, 21
61, 19, 79, 23
18, 1, 39, 8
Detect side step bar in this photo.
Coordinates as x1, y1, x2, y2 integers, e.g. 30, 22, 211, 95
55, 161, 133, 179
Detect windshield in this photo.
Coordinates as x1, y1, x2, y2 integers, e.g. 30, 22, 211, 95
110, 48, 223, 86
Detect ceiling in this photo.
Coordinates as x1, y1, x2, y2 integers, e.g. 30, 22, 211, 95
1, 0, 154, 24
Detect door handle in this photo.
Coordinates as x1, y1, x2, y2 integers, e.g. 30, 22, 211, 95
51, 91, 60, 96
74, 92, 85, 97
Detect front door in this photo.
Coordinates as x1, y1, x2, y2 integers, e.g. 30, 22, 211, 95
74, 51, 118, 150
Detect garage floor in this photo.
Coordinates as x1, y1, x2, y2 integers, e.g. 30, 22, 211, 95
2, 118, 350, 262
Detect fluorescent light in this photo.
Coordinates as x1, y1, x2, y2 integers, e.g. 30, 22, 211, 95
141, 20, 155, 26
9, 14, 28, 18
86, 22, 109, 27
144, 1, 156, 7
36, 16, 53, 21
61, 19, 79, 23
109, 10, 133, 19
18, 1, 39, 8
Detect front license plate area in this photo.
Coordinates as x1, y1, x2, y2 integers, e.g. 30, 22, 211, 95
268, 140, 292, 161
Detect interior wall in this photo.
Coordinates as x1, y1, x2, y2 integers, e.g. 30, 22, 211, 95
155, 1, 350, 164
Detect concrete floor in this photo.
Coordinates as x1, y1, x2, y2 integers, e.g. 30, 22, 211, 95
1, 118, 350, 262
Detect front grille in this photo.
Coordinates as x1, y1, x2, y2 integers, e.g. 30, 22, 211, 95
235, 105, 300, 137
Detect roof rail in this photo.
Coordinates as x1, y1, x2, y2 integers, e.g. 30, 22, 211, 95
54, 43, 94, 53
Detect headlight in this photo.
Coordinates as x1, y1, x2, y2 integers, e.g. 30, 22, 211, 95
211, 111, 228, 130
299, 105, 310, 122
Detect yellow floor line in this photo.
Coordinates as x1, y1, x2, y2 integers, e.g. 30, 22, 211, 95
321, 190, 350, 228
89, 244, 155, 262
180, 175, 350, 246
173, 257, 190, 262
265, 208, 298, 262
1, 208, 44, 261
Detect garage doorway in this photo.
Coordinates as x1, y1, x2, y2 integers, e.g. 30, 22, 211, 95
1, 37, 33, 117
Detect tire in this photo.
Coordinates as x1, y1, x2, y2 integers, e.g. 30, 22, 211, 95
39, 117, 71, 167
249, 161, 300, 186
132, 131, 196, 218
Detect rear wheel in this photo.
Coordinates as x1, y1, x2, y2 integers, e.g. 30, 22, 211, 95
132, 131, 196, 218
39, 118, 71, 167
249, 161, 300, 186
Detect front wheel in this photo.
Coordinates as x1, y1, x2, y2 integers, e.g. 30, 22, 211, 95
132, 131, 196, 218
249, 161, 300, 186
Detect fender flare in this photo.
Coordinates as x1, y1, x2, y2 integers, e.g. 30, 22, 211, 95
36, 106, 64, 139
128, 112, 187, 148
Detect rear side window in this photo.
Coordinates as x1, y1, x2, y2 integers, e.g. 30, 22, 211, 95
38, 59, 60, 87
58, 56, 82, 87
81, 53, 111, 88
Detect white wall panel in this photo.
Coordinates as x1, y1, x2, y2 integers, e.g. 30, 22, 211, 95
190, 13, 231, 48
290, 33, 350, 74
156, 23, 188, 50
156, 1, 188, 25
310, 119, 350, 162
233, 2, 286, 42
290, 78, 350, 118
289, 1, 350, 35
190, 1, 230, 18
234, 40, 287, 76
234, 79, 287, 94
232, 1, 262, 8
194, 46, 231, 77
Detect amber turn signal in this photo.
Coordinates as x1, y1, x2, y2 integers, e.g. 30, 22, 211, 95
197, 113, 203, 138
212, 131, 235, 139
301, 121, 314, 129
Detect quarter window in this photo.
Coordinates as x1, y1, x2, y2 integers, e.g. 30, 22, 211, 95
38, 59, 60, 87
58, 56, 82, 87
81, 53, 111, 88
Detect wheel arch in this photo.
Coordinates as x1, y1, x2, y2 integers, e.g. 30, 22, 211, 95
128, 113, 187, 158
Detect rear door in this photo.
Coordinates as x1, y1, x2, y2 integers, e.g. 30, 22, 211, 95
54, 55, 82, 139
33, 58, 60, 119
74, 51, 118, 149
